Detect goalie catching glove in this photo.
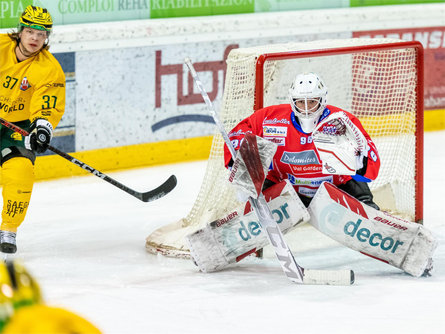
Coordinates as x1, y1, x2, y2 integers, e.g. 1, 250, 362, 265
312, 111, 370, 175
25, 119, 53, 154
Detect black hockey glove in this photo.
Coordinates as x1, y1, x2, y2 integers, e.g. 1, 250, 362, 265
25, 119, 53, 153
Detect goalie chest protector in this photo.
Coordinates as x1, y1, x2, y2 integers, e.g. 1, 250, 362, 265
225, 104, 380, 198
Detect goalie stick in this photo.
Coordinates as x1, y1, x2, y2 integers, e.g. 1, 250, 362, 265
185, 58, 353, 285
0, 118, 177, 203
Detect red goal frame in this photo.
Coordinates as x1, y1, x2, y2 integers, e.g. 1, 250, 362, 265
254, 41, 424, 223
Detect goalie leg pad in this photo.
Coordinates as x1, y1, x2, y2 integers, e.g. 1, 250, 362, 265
308, 182, 437, 277
186, 180, 310, 273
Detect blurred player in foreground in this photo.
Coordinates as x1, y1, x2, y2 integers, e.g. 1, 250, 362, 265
0, 6, 65, 254
0, 259, 101, 333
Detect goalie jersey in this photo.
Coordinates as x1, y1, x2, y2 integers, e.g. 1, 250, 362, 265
224, 104, 380, 199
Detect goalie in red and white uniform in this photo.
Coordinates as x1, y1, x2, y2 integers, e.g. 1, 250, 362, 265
224, 72, 380, 209
187, 72, 436, 277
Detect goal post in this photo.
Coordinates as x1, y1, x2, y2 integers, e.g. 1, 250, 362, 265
146, 38, 424, 258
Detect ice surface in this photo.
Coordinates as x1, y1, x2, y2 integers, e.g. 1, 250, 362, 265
14, 131, 445, 334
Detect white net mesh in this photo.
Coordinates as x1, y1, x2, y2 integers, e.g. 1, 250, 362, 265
146, 38, 421, 258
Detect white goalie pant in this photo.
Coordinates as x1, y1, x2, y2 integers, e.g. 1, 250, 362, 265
186, 180, 310, 273
308, 182, 437, 277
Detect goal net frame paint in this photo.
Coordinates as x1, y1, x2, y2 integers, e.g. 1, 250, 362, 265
146, 38, 424, 258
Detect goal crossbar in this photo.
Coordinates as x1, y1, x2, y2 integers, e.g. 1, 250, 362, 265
146, 38, 424, 259
254, 41, 424, 222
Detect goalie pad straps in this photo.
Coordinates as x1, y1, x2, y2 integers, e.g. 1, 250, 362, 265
186, 180, 310, 273
228, 133, 277, 198
308, 182, 437, 277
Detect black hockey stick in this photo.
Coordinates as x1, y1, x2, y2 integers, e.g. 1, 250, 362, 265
0, 118, 177, 202
185, 58, 353, 285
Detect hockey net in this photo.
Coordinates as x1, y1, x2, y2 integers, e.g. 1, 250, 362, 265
146, 38, 423, 258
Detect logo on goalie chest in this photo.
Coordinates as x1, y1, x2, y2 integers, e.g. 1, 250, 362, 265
280, 150, 321, 174
281, 151, 319, 165
263, 126, 287, 136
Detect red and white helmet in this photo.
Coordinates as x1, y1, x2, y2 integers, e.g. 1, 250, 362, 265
289, 72, 328, 133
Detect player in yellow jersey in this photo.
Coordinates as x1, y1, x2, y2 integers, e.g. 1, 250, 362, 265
0, 6, 65, 254
0, 259, 101, 333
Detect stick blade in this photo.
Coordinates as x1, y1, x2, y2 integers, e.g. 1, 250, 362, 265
303, 269, 355, 286
141, 175, 177, 202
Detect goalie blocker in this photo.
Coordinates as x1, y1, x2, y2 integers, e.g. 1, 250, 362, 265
308, 182, 437, 277
186, 180, 310, 273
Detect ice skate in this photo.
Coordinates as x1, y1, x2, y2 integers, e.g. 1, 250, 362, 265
0, 231, 17, 254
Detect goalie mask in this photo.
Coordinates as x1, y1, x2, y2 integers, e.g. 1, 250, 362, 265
289, 73, 328, 133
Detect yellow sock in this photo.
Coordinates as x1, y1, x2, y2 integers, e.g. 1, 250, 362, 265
1, 158, 34, 232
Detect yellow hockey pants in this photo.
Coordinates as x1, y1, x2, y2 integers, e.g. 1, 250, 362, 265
1, 158, 34, 232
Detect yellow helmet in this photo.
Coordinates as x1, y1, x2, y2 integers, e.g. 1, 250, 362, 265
0, 260, 42, 309
19, 5, 53, 33
0, 260, 42, 331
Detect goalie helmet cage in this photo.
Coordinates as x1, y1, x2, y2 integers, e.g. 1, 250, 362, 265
146, 38, 424, 258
